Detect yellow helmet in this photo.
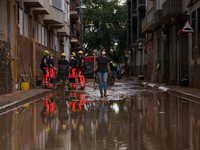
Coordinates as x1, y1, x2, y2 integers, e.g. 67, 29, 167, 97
70, 52, 76, 57
50, 53, 54, 56
78, 50, 83, 55
72, 52, 76, 57
43, 50, 49, 56
61, 53, 66, 57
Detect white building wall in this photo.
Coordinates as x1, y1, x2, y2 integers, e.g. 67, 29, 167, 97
64, 36, 70, 61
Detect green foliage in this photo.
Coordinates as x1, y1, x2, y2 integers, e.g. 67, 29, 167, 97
83, 0, 127, 62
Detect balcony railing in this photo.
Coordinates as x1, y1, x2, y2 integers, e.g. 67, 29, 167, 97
23, 0, 44, 7
71, 30, 80, 41
32, 0, 50, 14
162, 0, 182, 18
70, 1, 80, 21
146, 8, 154, 28
137, 0, 145, 9
43, 6, 64, 24
154, 9, 170, 26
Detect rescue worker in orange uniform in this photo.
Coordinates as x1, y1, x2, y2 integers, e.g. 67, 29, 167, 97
69, 52, 77, 90
48, 53, 55, 88
78, 50, 86, 90
42, 50, 49, 88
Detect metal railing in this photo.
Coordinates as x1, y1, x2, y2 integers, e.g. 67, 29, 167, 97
162, 0, 182, 18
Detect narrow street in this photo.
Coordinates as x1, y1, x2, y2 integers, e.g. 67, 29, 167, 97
0, 78, 199, 150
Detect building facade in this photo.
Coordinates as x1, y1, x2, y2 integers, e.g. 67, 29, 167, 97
0, 0, 81, 93
127, 0, 147, 77
127, 0, 200, 88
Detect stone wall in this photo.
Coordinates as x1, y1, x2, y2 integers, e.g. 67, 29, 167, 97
0, 41, 12, 94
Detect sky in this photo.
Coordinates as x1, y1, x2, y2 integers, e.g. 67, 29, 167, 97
119, 0, 126, 5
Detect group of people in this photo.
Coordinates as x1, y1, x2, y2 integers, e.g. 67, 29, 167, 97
41, 50, 86, 90
41, 48, 129, 98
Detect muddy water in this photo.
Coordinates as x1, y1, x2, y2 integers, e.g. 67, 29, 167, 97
0, 90, 199, 150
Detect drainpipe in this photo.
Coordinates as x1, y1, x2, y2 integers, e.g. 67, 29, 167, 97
80, 0, 83, 47
194, 13, 198, 88
17, 0, 20, 90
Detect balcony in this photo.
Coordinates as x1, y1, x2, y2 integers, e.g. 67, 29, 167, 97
132, 10, 137, 18
142, 17, 148, 33
23, 0, 44, 7
32, 0, 50, 14
162, 0, 182, 18
57, 23, 70, 36
146, 8, 154, 29
137, 0, 145, 10
71, 30, 80, 46
154, 9, 170, 27
70, 1, 80, 22
43, 6, 64, 24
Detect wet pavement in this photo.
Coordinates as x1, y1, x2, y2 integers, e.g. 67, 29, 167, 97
0, 79, 200, 150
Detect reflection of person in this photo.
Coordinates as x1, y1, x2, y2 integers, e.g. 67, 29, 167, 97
96, 101, 111, 149
69, 52, 77, 90
53, 53, 68, 89
41, 94, 55, 126
94, 48, 111, 97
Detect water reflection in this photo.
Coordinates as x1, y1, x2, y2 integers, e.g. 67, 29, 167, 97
1, 92, 200, 149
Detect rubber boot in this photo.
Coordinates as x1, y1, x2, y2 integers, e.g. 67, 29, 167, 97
104, 89, 107, 97
100, 90, 103, 98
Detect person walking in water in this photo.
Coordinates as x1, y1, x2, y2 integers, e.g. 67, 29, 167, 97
94, 48, 111, 98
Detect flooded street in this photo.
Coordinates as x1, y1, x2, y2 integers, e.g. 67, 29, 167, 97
0, 80, 200, 150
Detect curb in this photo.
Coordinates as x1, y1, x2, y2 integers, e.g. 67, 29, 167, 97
0, 90, 51, 112
142, 81, 200, 101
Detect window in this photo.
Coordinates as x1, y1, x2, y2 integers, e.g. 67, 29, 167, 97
38, 23, 42, 44
24, 12, 29, 38
50, 32, 53, 49
34, 20, 37, 42
19, 8, 23, 35
42, 26, 44, 45
53, 34, 55, 50
64, 3, 69, 24
45, 28, 48, 47
55, 36, 59, 52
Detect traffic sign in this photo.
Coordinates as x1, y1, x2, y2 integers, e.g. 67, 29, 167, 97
181, 19, 195, 33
